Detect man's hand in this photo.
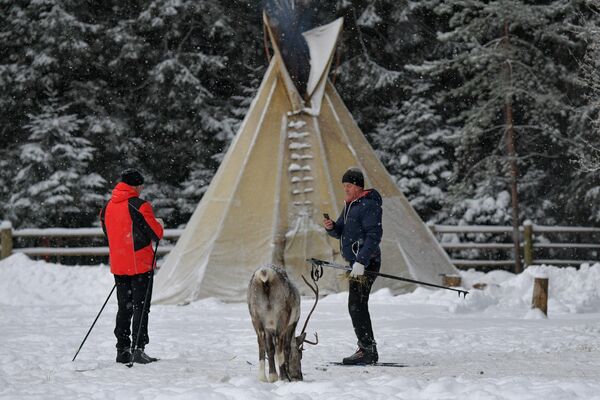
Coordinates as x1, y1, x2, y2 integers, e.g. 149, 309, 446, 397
350, 262, 364, 277
156, 218, 165, 228
323, 217, 334, 230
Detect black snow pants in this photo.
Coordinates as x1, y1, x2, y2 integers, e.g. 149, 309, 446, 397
348, 257, 380, 349
114, 271, 153, 350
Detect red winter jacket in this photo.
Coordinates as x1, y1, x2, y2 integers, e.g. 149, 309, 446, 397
100, 182, 164, 275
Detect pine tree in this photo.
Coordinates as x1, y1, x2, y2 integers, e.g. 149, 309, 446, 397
417, 0, 590, 225
0, 0, 107, 227
565, 5, 600, 223
8, 97, 104, 227
333, 1, 404, 133
97, 0, 244, 224
373, 89, 454, 222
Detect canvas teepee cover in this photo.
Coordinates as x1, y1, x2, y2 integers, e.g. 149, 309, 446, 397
153, 16, 458, 304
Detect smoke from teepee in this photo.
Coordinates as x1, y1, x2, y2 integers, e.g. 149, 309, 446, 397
264, 0, 314, 98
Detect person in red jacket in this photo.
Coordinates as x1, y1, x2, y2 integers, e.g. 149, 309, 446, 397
100, 169, 164, 364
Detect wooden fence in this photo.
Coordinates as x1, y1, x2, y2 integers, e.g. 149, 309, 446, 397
428, 221, 600, 269
1, 220, 599, 269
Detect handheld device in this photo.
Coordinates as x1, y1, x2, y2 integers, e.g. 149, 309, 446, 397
323, 213, 330, 220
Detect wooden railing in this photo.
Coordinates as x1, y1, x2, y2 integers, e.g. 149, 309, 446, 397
429, 221, 600, 269
0, 221, 182, 259
1, 220, 599, 269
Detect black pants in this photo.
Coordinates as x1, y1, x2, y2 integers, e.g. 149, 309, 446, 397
348, 258, 380, 349
114, 271, 153, 350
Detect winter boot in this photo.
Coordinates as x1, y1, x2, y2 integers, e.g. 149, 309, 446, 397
132, 348, 158, 364
116, 348, 132, 364
342, 345, 378, 365
370, 344, 379, 363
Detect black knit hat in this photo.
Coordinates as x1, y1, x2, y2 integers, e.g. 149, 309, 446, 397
342, 167, 364, 188
121, 168, 144, 186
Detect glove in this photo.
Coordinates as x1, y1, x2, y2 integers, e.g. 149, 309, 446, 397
350, 262, 365, 277
156, 218, 165, 228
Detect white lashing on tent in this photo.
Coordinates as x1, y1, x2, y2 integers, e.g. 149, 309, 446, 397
288, 120, 306, 129
288, 131, 309, 139
290, 153, 314, 160
289, 142, 311, 150
287, 114, 314, 208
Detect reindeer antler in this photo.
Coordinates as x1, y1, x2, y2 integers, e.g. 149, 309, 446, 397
299, 275, 319, 347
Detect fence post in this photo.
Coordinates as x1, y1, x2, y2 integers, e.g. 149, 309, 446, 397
1, 221, 13, 260
442, 274, 462, 287
531, 276, 548, 316
523, 220, 533, 267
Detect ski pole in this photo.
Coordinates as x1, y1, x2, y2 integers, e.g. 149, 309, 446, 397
127, 240, 159, 368
72, 284, 116, 362
306, 258, 469, 298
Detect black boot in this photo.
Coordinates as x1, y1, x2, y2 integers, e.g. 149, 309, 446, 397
370, 345, 379, 363
132, 348, 158, 364
342, 345, 378, 365
116, 348, 132, 364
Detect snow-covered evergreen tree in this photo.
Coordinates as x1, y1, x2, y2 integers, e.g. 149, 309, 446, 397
100, 0, 243, 224
0, 0, 105, 227
373, 89, 454, 222
7, 97, 104, 227
566, 5, 600, 223
418, 0, 589, 225
1, 0, 598, 232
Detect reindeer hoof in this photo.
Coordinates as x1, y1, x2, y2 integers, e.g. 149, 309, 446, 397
258, 371, 267, 382
268, 373, 278, 383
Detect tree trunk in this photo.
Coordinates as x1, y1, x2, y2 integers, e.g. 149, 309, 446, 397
503, 19, 522, 274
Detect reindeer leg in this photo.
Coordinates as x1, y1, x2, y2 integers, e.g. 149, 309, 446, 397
256, 331, 267, 382
284, 322, 300, 381
278, 328, 293, 381
265, 332, 278, 382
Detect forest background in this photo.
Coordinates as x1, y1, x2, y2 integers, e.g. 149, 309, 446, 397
2, 0, 600, 234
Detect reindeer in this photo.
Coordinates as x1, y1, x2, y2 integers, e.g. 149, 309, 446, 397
247, 265, 319, 382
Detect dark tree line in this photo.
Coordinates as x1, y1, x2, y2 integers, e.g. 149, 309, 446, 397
1, 0, 599, 230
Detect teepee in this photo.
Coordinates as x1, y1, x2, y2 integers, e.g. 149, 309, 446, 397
153, 15, 458, 304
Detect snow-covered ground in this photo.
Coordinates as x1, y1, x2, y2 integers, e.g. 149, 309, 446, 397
2, 253, 600, 399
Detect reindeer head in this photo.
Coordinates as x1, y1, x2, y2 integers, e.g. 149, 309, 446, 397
287, 332, 306, 380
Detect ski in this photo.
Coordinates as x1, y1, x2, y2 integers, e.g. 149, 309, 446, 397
74, 359, 159, 372
73, 362, 115, 372
325, 361, 408, 368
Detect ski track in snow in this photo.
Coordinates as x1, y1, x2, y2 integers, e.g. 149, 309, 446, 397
2, 253, 600, 399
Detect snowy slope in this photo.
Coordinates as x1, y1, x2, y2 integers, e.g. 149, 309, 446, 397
1, 253, 600, 399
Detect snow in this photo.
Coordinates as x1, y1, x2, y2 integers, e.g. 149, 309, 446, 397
2, 253, 600, 399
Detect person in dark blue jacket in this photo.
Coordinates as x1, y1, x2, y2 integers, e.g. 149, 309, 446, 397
323, 167, 383, 365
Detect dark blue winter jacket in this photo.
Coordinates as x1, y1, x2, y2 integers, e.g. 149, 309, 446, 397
326, 189, 383, 267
